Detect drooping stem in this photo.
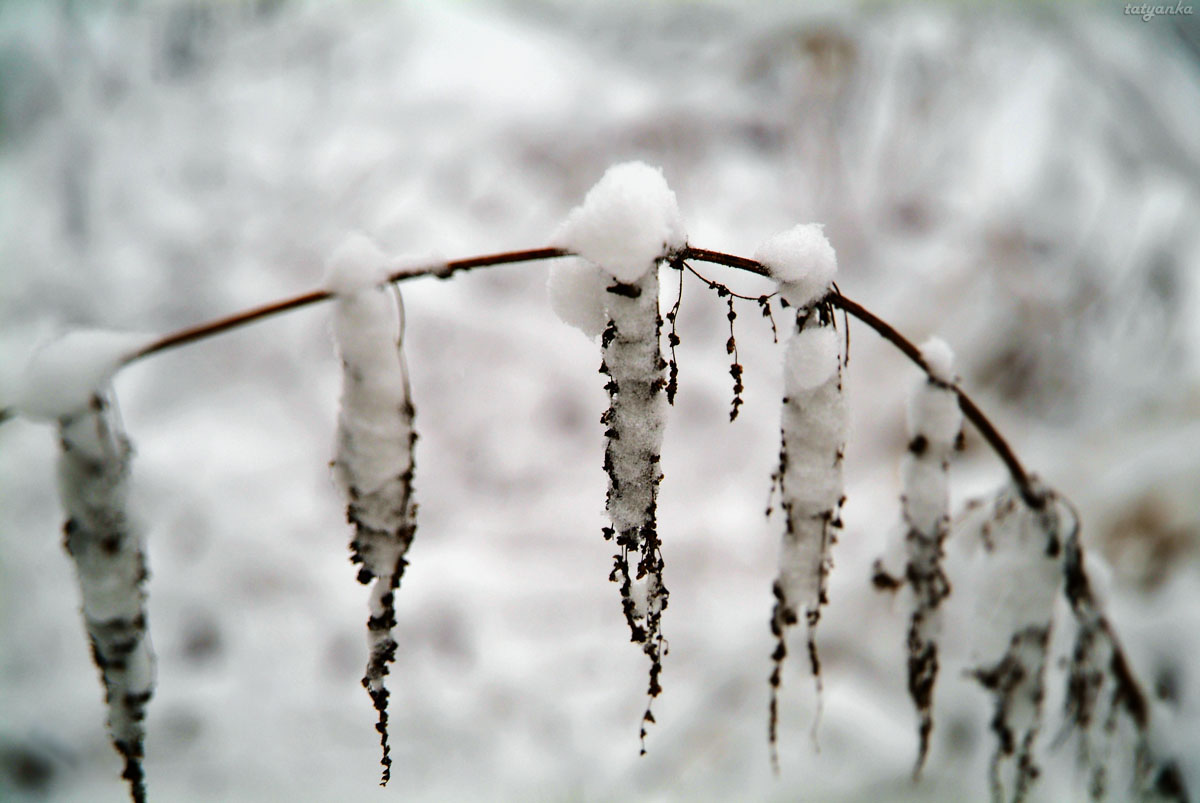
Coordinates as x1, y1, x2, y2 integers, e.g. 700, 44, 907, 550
4, 244, 1040, 509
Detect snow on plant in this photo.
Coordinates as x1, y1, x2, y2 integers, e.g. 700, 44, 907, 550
14, 331, 156, 803
0, 166, 1190, 803
755, 224, 846, 762
872, 337, 962, 777
1060, 517, 1189, 801
552, 161, 684, 749
952, 482, 1065, 803
326, 233, 419, 786
58, 397, 154, 803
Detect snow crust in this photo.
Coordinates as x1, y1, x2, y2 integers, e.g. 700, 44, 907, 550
325, 232, 392, 296
553, 161, 686, 284
547, 259, 609, 338
754, 224, 837, 309
331, 284, 413, 498
15, 330, 148, 421
774, 314, 846, 654
784, 324, 841, 391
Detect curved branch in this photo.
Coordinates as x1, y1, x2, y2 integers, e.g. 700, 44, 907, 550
123, 247, 569, 365
3, 242, 1044, 510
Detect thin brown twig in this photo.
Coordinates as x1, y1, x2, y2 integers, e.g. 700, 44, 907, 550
123, 247, 569, 366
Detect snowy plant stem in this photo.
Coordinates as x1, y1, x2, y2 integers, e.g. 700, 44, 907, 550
57, 393, 154, 803
900, 358, 960, 779
769, 302, 846, 764
599, 268, 670, 752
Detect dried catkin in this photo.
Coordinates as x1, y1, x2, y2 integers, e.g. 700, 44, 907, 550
599, 267, 670, 751
769, 304, 846, 763
963, 484, 1064, 803
331, 273, 417, 786
57, 393, 154, 803
899, 339, 961, 777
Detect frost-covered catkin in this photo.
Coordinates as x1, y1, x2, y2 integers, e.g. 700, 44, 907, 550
769, 307, 845, 758
58, 394, 154, 803
901, 338, 961, 777
553, 162, 683, 750
328, 235, 417, 786
758, 224, 844, 761
600, 267, 670, 749
961, 484, 1065, 803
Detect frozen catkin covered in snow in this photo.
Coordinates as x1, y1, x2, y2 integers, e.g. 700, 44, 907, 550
768, 300, 846, 761
955, 483, 1066, 803
1060, 524, 1188, 802
891, 337, 962, 777
555, 162, 682, 749
327, 234, 417, 786
58, 394, 154, 803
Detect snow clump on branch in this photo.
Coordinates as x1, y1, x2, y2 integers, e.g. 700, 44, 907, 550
15, 330, 149, 421
754, 223, 838, 309
553, 161, 685, 283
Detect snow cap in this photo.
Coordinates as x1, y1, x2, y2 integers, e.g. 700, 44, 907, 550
919, 336, 956, 384
325, 232, 392, 296
547, 259, 609, 338
16, 330, 148, 420
754, 223, 837, 309
554, 161, 686, 284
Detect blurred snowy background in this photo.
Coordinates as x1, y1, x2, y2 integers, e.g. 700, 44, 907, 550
2, 1, 1199, 801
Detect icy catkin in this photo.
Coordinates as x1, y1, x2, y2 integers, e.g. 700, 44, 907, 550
962, 484, 1065, 803
1061, 522, 1189, 802
329, 252, 417, 787
554, 161, 682, 751
599, 267, 670, 752
57, 394, 154, 803
900, 338, 962, 778
769, 306, 846, 764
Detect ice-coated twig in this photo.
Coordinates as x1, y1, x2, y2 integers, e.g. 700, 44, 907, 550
58, 393, 154, 803
328, 235, 419, 786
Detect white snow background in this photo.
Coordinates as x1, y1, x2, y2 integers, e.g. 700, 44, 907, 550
2, 2, 1199, 801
